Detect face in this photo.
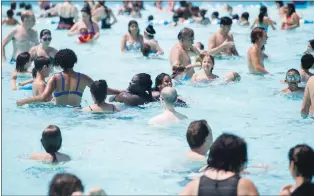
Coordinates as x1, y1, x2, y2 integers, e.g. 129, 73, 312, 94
222, 24, 232, 33
202, 56, 214, 71
42, 64, 51, 77
129, 23, 138, 34
286, 71, 301, 84
182, 36, 194, 48
41, 34, 52, 45
260, 31, 268, 45
307, 42, 314, 51
195, 43, 201, 50
284, 5, 288, 13
159, 76, 172, 90
24, 15, 36, 27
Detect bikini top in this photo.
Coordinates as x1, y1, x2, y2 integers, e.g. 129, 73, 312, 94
53, 72, 82, 98
126, 40, 142, 51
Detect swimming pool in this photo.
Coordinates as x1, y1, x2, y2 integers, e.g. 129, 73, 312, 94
2, 2, 314, 195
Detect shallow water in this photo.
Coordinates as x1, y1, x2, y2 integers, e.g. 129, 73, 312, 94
2, 2, 314, 195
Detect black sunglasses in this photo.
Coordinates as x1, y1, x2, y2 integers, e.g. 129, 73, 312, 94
43, 37, 52, 41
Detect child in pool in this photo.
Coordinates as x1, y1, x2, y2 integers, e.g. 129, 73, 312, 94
281, 69, 305, 94
11, 52, 32, 90
191, 54, 219, 82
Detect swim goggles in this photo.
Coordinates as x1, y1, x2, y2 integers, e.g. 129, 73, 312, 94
285, 73, 300, 82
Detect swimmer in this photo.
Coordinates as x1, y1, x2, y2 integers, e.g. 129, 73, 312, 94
281, 69, 305, 94
208, 17, 239, 57
1, 10, 19, 26
147, 15, 154, 23
224, 4, 233, 16
154, 1, 163, 11
279, 144, 314, 196
211, 11, 219, 24
91, 1, 117, 29
232, 14, 239, 24
250, 6, 276, 31
191, 54, 219, 82
2, 11, 39, 62
300, 54, 314, 83
193, 9, 210, 25
239, 12, 250, 26
121, 20, 144, 52
130, 2, 142, 18
143, 25, 164, 55
148, 87, 187, 125
186, 120, 213, 162
275, 1, 285, 19
301, 76, 314, 118
304, 39, 314, 54
11, 52, 32, 90
281, 3, 300, 30
30, 125, 71, 163
82, 80, 119, 113
224, 72, 241, 83
142, 43, 152, 57
247, 27, 269, 74
49, 173, 84, 196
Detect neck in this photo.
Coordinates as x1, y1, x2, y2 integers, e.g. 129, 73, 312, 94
130, 33, 138, 38
254, 42, 263, 49
295, 176, 311, 187
302, 69, 311, 74
22, 23, 29, 30
36, 72, 45, 80
191, 146, 207, 156
219, 28, 227, 36
204, 69, 212, 77
39, 43, 49, 49
164, 103, 176, 112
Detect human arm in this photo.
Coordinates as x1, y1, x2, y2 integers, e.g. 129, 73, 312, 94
301, 80, 312, 118
11, 71, 18, 90
251, 47, 268, 74
208, 35, 234, 56
237, 178, 259, 196
279, 184, 293, 196
268, 18, 276, 30
68, 23, 79, 36
109, 9, 118, 25
38, 82, 53, 101
2, 28, 17, 61
18, 79, 34, 86
121, 35, 127, 52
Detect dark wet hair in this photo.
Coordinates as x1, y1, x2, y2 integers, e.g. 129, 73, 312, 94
220, 16, 232, 26
207, 133, 248, 173
172, 13, 179, 22
81, 4, 91, 16
287, 3, 296, 18
10, 1, 16, 10
301, 54, 314, 70
212, 11, 219, 19
276, 1, 284, 7
16, 52, 30, 72
232, 14, 239, 20
153, 73, 171, 91
289, 144, 314, 179
128, 73, 153, 100
90, 80, 108, 105
241, 12, 249, 20
32, 56, 50, 78
49, 173, 84, 196
250, 27, 266, 44
54, 49, 77, 71
200, 9, 207, 17
287, 68, 300, 75
148, 15, 154, 22
7, 9, 14, 18
142, 43, 151, 57
309, 39, 314, 50
180, 1, 188, 7
259, 6, 267, 24
186, 120, 210, 149
19, 2, 25, 9
128, 20, 139, 35
145, 25, 156, 39
178, 27, 194, 41
41, 125, 62, 163
25, 4, 32, 10
40, 29, 51, 39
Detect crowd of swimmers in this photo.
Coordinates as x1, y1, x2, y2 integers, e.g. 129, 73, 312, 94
1, 1, 314, 196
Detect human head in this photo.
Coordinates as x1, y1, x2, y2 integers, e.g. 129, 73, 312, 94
25, 4, 32, 10
286, 3, 296, 17
41, 125, 62, 156
39, 29, 52, 46
49, 173, 84, 196
21, 11, 36, 28
154, 73, 172, 92
90, 80, 108, 105
220, 17, 232, 33
275, 1, 284, 8
128, 73, 153, 98
195, 42, 204, 50
16, 52, 31, 72
200, 9, 207, 18
232, 14, 239, 20
224, 72, 241, 82
148, 15, 154, 22
128, 20, 139, 35
7, 9, 14, 18
54, 49, 77, 71
301, 54, 314, 70
172, 13, 179, 23
307, 39, 314, 52
142, 43, 151, 57
144, 25, 156, 39
196, 54, 215, 72
81, 5, 92, 21
285, 68, 301, 84
160, 87, 177, 105
259, 6, 268, 23
10, 1, 16, 10
178, 27, 194, 48
288, 144, 314, 180
241, 12, 249, 21
225, 4, 233, 14
207, 133, 248, 173
186, 120, 213, 151
19, 2, 25, 9
250, 27, 267, 45
32, 56, 51, 78
212, 11, 219, 19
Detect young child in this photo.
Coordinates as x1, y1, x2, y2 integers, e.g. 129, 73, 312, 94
191, 54, 219, 82
1, 9, 19, 25
300, 53, 314, 83
11, 52, 32, 90
281, 69, 305, 93
239, 12, 250, 26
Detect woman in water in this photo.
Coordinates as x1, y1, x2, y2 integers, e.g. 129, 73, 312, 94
281, 3, 300, 30
11, 52, 32, 90
82, 80, 119, 112
143, 25, 164, 55
30, 125, 70, 163
191, 54, 219, 82
121, 20, 144, 52
279, 144, 314, 196
92, 1, 117, 29
250, 6, 276, 31
180, 133, 259, 195
17, 49, 122, 107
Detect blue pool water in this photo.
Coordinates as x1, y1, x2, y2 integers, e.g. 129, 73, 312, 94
2, 2, 314, 195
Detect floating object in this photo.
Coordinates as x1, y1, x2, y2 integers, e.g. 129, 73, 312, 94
301, 19, 314, 24
148, 19, 194, 25
78, 34, 94, 43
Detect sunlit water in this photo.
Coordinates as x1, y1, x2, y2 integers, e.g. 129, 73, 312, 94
2, 2, 314, 195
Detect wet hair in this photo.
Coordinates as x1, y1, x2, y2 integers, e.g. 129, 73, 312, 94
128, 20, 139, 35
197, 42, 204, 50
301, 54, 314, 70
289, 144, 314, 179
207, 133, 247, 173
177, 27, 194, 41
172, 13, 179, 22
19, 2, 25, 9
250, 27, 266, 44
212, 11, 219, 19
287, 68, 300, 75
259, 6, 267, 24
16, 52, 30, 72
90, 80, 108, 104
232, 14, 239, 20
200, 9, 207, 17
160, 87, 177, 104
49, 173, 84, 196
10, 1, 16, 10
148, 15, 154, 22
32, 56, 50, 78
54, 49, 77, 71
41, 125, 62, 163
145, 25, 156, 39
153, 73, 171, 91
309, 39, 314, 50
180, 1, 188, 7
220, 16, 232, 26
287, 3, 296, 18
40, 29, 51, 39
128, 73, 153, 100
276, 1, 284, 7
25, 4, 32, 10
7, 9, 14, 18
186, 120, 211, 149
81, 4, 92, 16
241, 12, 249, 20
142, 43, 151, 57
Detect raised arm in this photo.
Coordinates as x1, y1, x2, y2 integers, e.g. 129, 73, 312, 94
301, 79, 312, 118
251, 47, 268, 74
109, 9, 118, 25
208, 35, 233, 56
2, 28, 17, 61
250, 19, 257, 29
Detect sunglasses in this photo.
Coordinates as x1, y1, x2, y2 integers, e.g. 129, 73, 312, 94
286, 73, 300, 82
42, 37, 52, 41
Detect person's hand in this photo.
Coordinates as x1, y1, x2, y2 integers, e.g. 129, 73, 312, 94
222, 40, 234, 48
88, 187, 106, 196
16, 100, 24, 106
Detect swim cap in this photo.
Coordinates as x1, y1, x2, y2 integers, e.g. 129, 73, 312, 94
145, 25, 156, 36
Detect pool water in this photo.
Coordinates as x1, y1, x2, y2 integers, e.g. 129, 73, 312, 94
2, 2, 314, 195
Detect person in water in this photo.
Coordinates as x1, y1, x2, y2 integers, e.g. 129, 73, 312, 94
239, 12, 250, 26
180, 133, 259, 196
17, 49, 122, 107
2, 11, 39, 63
29, 29, 58, 65
281, 3, 300, 30
82, 80, 119, 113
251, 6, 276, 31
224, 72, 241, 82
208, 16, 239, 57
191, 54, 219, 82
110, 73, 155, 106
301, 76, 314, 118
279, 144, 314, 196
30, 125, 71, 163
281, 69, 305, 94
300, 54, 314, 83
143, 25, 164, 55
186, 120, 213, 162
49, 173, 84, 196
305, 39, 314, 55
121, 20, 144, 52
1, 9, 19, 26
195, 42, 204, 51
247, 27, 269, 74
92, 1, 117, 29
68, 5, 100, 42
148, 87, 187, 125
11, 52, 32, 90
211, 11, 219, 24
193, 9, 210, 25
275, 1, 285, 19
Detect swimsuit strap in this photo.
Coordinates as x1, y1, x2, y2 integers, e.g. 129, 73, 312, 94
75, 72, 81, 91
60, 72, 65, 91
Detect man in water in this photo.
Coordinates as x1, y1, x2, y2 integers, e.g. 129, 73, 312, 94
2, 11, 39, 63
281, 69, 305, 94
300, 54, 314, 83
247, 27, 269, 74
208, 16, 239, 56
301, 76, 314, 118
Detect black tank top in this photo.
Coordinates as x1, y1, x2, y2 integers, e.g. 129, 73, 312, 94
198, 174, 241, 196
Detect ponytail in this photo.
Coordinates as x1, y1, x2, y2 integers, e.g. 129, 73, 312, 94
259, 6, 267, 24
32, 67, 37, 78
